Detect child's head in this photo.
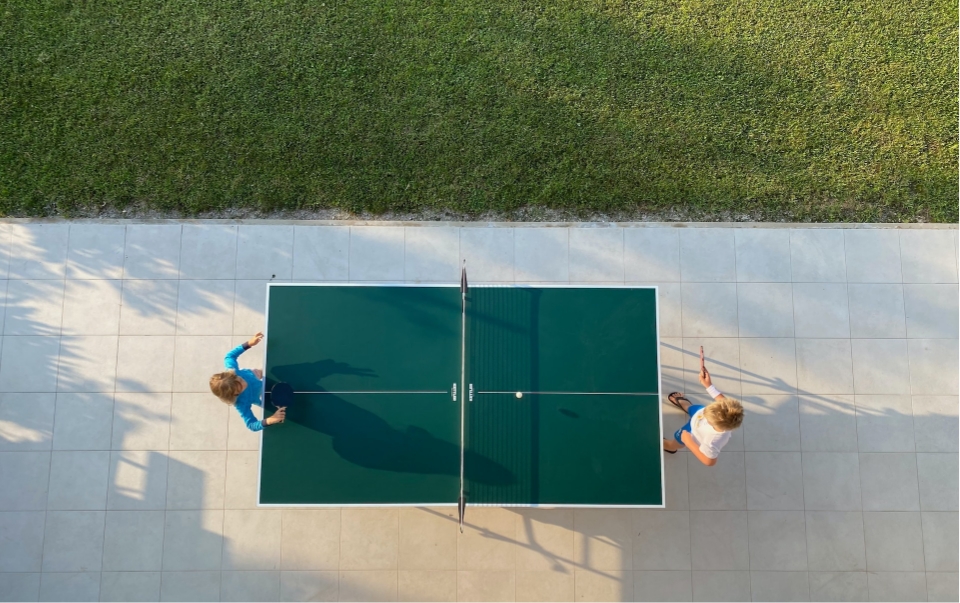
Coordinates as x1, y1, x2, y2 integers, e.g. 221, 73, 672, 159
209, 370, 245, 404
704, 397, 744, 432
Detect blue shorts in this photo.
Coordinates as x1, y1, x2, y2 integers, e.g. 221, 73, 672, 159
674, 405, 706, 444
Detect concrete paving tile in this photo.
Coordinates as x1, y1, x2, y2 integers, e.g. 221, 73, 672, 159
404, 227, 460, 282
750, 571, 810, 602
47, 451, 109, 510
799, 395, 858, 452
844, 230, 902, 283
514, 508, 574, 572
106, 450, 168, 510
281, 509, 340, 571
100, 571, 161, 602
737, 283, 795, 337
460, 227, 514, 282
913, 396, 959, 453
166, 450, 226, 510
0, 336, 60, 392
847, 285, 906, 338
926, 571, 960, 602
0, 572, 40, 602
899, 230, 959, 283
340, 508, 398, 571
112, 392, 171, 450
339, 570, 398, 602
740, 339, 798, 395
921, 512, 959, 572
796, 339, 854, 395
792, 283, 850, 338
624, 228, 680, 282
159, 571, 221, 602
904, 285, 959, 338
748, 511, 808, 571
851, 339, 911, 394
802, 452, 862, 511
573, 569, 631, 602
233, 280, 269, 336
916, 453, 959, 511
515, 570, 574, 602
456, 507, 519, 571
859, 453, 920, 511
862, 512, 925, 572
119, 280, 179, 335
805, 511, 867, 572
61, 279, 121, 335
172, 336, 234, 392
659, 338, 685, 402
908, 339, 959, 395
688, 452, 746, 510
690, 511, 749, 571
281, 571, 339, 602
41, 510, 105, 572
348, 226, 404, 281
0, 511, 45, 572
735, 229, 792, 282
123, 224, 181, 280
681, 283, 738, 337
116, 336, 175, 393
224, 450, 259, 508
292, 226, 350, 281
9, 223, 70, 280
0, 392, 55, 451
38, 572, 100, 602
573, 509, 633, 570
3, 279, 64, 335
746, 451, 804, 510
180, 224, 238, 280
633, 510, 690, 570
170, 393, 229, 450
855, 395, 915, 452
0, 451, 50, 510
680, 338, 742, 398
102, 510, 165, 571
741, 395, 801, 451
222, 510, 282, 571
633, 570, 692, 602
691, 570, 750, 602
56, 336, 118, 393
220, 571, 280, 602
0, 225, 8, 278
515, 227, 568, 282
679, 229, 736, 282
569, 227, 624, 282
663, 450, 690, 510
162, 510, 224, 571
236, 225, 294, 280
866, 571, 926, 602
790, 229, 847, 283
175, 279, 235, 335
808, 571, 868, 602
227, 406, 261, 450
66, 223, 126, 280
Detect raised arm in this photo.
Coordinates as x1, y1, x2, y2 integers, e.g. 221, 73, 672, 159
224, 332, 264, 370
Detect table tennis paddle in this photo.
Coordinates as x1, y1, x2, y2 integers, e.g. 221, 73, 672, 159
271, 382, 294, 409
699, 346, 705, 376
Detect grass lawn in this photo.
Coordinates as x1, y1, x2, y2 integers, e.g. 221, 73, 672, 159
1, 0, 956, 221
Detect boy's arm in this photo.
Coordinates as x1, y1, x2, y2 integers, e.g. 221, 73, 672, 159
224, 332, 264, 370
680, 431, 718, 466
234, 401, 265, 432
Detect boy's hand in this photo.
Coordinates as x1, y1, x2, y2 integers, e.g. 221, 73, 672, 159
252, 368, 263, 380
247, 332, 264, 347
266, 407, 286, 425
699, 366, 713, 388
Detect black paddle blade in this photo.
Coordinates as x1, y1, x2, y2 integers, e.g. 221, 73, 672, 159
270, 382, 294, 408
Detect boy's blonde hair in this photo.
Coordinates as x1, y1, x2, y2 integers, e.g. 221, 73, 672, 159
210, 370, 244, 404
704, 397, 744, 431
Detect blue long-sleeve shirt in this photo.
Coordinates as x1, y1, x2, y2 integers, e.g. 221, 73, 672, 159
225, 343, 265, 431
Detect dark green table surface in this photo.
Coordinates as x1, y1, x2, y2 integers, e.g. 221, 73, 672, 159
261, 285, 662, 506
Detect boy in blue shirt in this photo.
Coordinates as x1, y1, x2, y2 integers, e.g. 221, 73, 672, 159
209, 332, 285, 430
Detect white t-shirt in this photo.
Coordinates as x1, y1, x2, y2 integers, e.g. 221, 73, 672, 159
689, 408, 731, 459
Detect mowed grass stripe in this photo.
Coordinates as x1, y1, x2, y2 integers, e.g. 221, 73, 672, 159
1, 0, 956, 221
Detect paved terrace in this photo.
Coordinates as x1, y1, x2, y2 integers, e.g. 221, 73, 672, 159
0, 221, 956, 602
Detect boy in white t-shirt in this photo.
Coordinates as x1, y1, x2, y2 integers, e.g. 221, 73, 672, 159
662, 365, 744, 466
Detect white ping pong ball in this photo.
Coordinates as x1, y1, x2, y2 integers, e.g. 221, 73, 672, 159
516, 392, 523, 399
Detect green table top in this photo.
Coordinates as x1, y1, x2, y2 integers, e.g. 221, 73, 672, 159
260, 284, 664, 507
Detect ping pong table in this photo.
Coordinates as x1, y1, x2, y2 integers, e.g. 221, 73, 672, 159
258, 276, 665, 522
